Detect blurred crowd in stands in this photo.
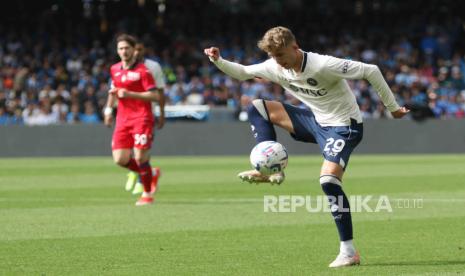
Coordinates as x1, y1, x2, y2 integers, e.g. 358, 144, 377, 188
0, 0, 464, 125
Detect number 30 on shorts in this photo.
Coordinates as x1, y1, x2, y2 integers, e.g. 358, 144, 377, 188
323, 138, 345, 153
134, 134, 148, 145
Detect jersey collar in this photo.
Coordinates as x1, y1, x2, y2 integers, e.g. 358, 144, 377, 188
120, 61, 138, 70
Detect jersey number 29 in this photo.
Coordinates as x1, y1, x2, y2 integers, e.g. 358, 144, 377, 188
324, 138, 345, 153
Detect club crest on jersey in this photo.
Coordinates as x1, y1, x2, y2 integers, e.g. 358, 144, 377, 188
306, 78, 318, 86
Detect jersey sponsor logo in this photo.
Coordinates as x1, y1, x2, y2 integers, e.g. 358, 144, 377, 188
306, 78, 318, 86
289, 84, 328, 97
342, 61, 350, 74
121, 72, 141, 83
278, 75, 327, 97
127, 72, 141, 81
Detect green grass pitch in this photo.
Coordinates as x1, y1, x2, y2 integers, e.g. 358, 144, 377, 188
1, 155, 465, 275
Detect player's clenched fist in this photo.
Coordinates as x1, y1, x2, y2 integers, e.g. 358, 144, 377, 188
109, 87, 118, 94
391, 106, 410, 119
109, 87, 129, 98
204, 47, 220, 61
117, 88, 129, 98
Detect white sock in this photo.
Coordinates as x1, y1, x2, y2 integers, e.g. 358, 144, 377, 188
142, 192, 151, 197
340, 240, 356, 256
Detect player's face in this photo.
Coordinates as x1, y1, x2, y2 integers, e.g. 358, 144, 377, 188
134, 44, 145, 61
117, 41, 135, 62
268, 43, 299, 70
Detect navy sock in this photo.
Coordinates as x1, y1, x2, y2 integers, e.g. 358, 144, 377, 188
321, 178, 353, 241
247, 100, 276, 143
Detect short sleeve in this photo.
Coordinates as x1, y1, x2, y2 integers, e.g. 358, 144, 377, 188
151, 62, 166, 89
141, 69, 156, 91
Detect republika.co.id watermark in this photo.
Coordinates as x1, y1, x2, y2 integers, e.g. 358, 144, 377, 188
263, 195, 423, 213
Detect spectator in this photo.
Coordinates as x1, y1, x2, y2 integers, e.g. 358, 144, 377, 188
10, 107, 24, 125
0, 0, 464, 124
22, 102, 40, 125
52, 95, 69, 123
80, 101, 100, 124
31, 100, 59, 125
66, 102, 81, 124
0, 107, 9, 125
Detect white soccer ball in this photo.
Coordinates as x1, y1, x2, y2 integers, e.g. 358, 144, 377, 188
250, 141, 288, 175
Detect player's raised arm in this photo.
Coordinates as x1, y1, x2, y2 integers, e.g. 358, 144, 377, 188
204, 47, 272, 81
323, 56, 409, 119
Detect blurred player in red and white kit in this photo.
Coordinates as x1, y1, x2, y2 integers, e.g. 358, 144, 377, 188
104, 34, 165, 206
124, 42, 166, 195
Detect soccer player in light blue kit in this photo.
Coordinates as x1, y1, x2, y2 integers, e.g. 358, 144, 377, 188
204, 26, 409, 268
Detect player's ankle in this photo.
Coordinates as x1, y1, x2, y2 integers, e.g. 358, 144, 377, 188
340, 240, 356, 256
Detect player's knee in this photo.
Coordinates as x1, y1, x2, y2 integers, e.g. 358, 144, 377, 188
134, 156, 148, 165
248, 99, 269, 121
320, 175, 342, 187
114, 157, 129, 167
321, 161, 344, 178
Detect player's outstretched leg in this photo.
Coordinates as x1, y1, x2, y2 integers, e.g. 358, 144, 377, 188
320, 175, 360, 267
247, 99, 277, 143
238, 99, 285, 184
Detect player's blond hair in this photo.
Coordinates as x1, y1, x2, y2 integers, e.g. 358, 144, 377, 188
257, 26, 296, 53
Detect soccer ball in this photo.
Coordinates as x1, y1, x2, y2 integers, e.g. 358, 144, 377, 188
250, 141, 288, 175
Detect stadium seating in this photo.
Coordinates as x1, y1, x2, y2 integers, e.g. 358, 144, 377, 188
0, 0, 464, 125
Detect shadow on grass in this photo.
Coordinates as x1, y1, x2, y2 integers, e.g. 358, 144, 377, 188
364, 259, 465, 267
